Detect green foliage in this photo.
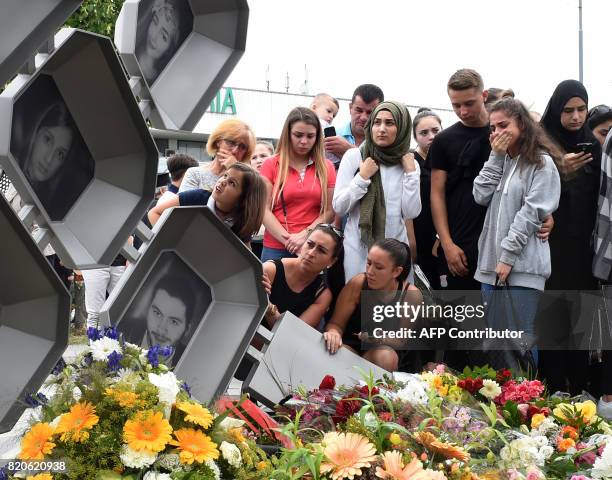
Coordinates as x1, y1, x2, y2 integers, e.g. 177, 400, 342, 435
459, 365, 497, 381
65, 0, 124, 38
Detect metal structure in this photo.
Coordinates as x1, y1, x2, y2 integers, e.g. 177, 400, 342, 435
0, 194, 70, 433
0, 29, 159, 269
114, 0, 249, 130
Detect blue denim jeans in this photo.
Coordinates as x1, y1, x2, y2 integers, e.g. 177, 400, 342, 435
481, 283, 541, 365
260, 246, 296, 262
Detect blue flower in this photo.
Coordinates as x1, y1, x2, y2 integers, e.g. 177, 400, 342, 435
147, 345, 161, 368
24, 392, 47, 408
107, 351, 123, 372
87, 327, 103, 341
160, 345, 174, 358
82, 352, 93, 367
0, 466, 9, 480
51, 357, 67, 375
181, 381, 192, 398
104, 326, 119, 340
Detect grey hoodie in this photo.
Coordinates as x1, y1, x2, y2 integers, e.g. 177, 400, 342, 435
473, 151, 561, 290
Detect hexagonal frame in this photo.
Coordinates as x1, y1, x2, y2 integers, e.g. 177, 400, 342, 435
0, 0, 81, 87
0, 194, 70, 434
114, 0, 249, 130
0, 29, 159, 269
99, 206, 268, 402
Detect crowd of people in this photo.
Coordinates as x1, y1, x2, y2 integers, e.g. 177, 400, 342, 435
6, 68, 612, 417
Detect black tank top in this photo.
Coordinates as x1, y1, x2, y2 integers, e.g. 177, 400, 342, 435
268, 259, 326, 317
343, 274, 409, 348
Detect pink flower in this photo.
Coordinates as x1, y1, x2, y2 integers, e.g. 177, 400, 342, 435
570, 476, 591, 480
526, 466, 543, 480
496, 380, 545, 404
507, 469, 521, 480
434, 364, 446, 374
575, 442, 597, 466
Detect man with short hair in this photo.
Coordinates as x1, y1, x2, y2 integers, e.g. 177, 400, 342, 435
324, 84, 384, 162
430, 69, 491, 290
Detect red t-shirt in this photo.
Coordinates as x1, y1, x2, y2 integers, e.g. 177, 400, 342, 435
260, 154, 336, 249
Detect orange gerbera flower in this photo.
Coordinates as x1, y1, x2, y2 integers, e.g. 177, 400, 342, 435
55, 402, 99, 443
414, 431, 470, 462
26, 474, 54, 480
320, 432, 377, 480
176, 401, 214, 428
375, 451, 426, 479
124, 410, 173, 453
169, 428, 219, 464
18, 423, 55, 460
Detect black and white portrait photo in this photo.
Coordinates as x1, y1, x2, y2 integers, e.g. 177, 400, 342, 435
10, 74, 95, 221
135, 0, 194, 86
117, 251, 211, 367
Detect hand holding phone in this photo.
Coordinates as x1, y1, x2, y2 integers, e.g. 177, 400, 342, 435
324, 126, 337, 138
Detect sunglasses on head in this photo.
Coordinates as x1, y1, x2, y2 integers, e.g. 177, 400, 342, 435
588, 105, 612, 120
315, 223, 344, 239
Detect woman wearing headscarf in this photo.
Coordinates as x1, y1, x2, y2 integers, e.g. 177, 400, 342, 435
539, 79, 602, 395
333, 101, 421, 282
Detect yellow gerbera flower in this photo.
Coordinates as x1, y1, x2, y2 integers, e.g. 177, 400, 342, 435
124, 410, 173, 453
55, 402, 99, 443
26, 474, 53, 480
18, 423, 55, 460
320, 432, 377, 480
169, 428, 219, 464
176, 402, 214, 428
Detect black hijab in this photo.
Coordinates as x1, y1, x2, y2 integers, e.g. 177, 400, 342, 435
540, 79, 600, 155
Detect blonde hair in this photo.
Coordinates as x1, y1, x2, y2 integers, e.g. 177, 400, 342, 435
272, 107, 328, 213
206, 119, 256, 162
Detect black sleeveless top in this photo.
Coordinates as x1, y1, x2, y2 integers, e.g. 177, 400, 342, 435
343, 274, 409, 350
268, 259, 326, 317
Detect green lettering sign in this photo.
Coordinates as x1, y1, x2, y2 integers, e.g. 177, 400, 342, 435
209, 88, 237, 115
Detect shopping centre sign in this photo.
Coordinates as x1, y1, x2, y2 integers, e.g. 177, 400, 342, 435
209, 87, 237, 115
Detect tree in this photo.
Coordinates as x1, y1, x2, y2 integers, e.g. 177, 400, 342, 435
64, 0, 124, 38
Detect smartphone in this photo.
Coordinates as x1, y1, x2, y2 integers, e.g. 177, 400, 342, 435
324, 126, 337, 138
576, 142, 595, 155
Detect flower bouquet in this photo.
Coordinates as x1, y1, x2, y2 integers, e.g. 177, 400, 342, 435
2, 327, 274, 480
268, 365, 612, 480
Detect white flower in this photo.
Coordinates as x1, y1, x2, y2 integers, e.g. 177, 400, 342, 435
113, 368, 133, 382
140, 349, 149, 364
592, 441, 612, 479
143, 472, 172, 480
90, 337, 122, 361
361, 412, 378, 428
220, 441, 242, 468
49, 415, 62, 429
205, 459, 221, 480
395, 376, 429, 405
538, 445, 554, 459
148, 372, 180, 405
478, 379, 501, 399
120, 444, 157, 468
218, 416, 245, 431
500, 446, 512, 461
532, 435, 548, 448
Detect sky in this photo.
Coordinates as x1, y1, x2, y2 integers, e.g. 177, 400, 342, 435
225, 0, 612, 115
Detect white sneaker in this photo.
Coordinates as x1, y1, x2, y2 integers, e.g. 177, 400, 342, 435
598, 397, 612, 420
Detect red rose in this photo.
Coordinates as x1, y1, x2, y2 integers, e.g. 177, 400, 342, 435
357, 385, 379, 397
496, 368, 512, 384
335, 397, 361, 419
319, 375, 336, 390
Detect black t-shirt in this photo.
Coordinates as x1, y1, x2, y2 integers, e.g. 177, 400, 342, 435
429, 121, 490, 261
